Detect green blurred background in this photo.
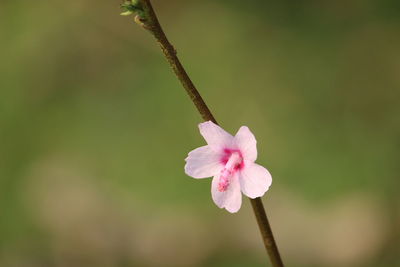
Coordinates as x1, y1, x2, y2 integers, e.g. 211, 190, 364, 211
1, 0, 399, 266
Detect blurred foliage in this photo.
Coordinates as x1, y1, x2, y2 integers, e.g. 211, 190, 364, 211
0, 0, 399, 266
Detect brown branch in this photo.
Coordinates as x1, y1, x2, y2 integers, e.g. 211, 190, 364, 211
136, 0, 217, 124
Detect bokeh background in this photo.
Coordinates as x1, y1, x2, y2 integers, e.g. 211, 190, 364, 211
1, 0, 399, 266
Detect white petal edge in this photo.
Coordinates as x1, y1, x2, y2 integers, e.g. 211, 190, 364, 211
239, 161, 272, 199
199, 121, 234, 152
211, 173, 242, 213
234, 126, 257, 162
185, 145, 222, 178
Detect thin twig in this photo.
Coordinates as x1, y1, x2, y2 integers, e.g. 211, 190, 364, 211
136, 0, 217, 124
250, 197, 284, 266
128, 1, 284, 266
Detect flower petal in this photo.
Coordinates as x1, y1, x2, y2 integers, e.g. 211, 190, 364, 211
239, 161, 272, 198
211, 173, 242, 213
234, 126, 257, 162
185, 145, 222, 178
199, 121, 234, 151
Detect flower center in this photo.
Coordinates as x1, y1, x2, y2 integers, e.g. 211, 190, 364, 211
218, 152, 243, 192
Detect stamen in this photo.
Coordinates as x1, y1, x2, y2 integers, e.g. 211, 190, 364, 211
218, 152, 243, 192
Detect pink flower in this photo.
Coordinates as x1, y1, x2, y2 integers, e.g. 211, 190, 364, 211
185, 121, 272, 213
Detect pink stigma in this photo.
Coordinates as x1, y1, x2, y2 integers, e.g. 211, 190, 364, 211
218, 151, 243, 192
